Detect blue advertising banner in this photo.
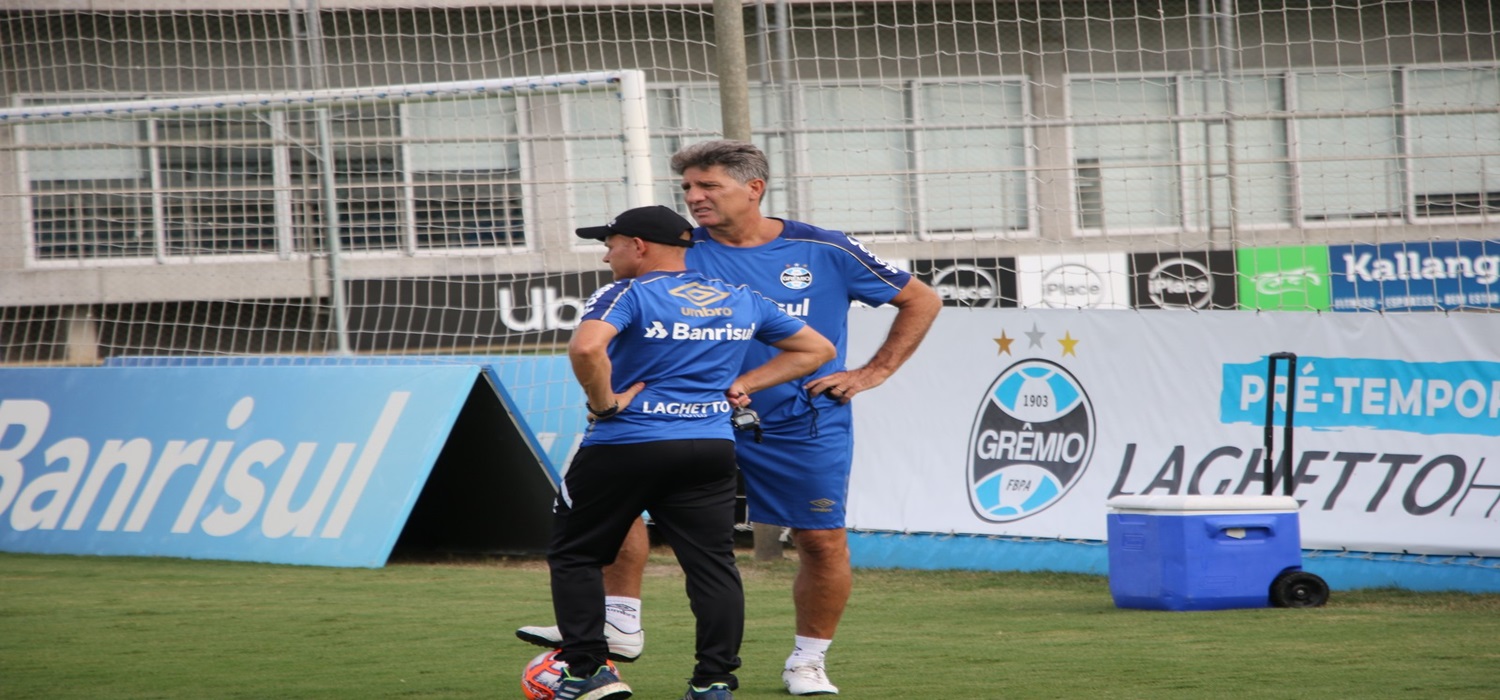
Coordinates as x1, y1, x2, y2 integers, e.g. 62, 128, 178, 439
1329, 239, 1500, 312
0, 365, 479, 567
1220, 356, 1500, 437
107, 354, 586, 485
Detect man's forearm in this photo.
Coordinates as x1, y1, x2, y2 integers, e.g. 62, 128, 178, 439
568, 320, 620, 411
570, 350, 616, 410
737, 327, 836, 396
862, 278, 940, 379
737, 349, 825, 396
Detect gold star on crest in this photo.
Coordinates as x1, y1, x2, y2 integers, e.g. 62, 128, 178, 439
1059, 331, 1080, 357
994, 331, 1014, 355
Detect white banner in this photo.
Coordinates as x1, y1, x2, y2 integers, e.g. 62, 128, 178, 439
848, 308, 1500, 557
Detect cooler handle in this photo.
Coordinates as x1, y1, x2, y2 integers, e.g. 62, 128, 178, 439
1203, 515, 1278, 541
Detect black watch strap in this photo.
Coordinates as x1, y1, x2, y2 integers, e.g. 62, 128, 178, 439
587, 401, 621, 419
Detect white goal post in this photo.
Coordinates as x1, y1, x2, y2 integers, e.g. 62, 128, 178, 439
2, 69, 654, 357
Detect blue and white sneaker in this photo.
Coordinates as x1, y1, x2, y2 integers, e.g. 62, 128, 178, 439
682, 682, 733, 699
553, 665, 632, 700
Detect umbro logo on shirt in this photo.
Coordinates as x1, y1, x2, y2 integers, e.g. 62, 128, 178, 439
671, 282, 735, 317
670, 282, 731, 306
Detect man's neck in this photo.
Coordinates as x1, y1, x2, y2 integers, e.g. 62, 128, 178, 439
709, 212, 782, 248
637, 255, 688, 275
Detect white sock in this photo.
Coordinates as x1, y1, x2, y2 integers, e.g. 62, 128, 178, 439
786, 635, 832, 669
603, 596, 642, 634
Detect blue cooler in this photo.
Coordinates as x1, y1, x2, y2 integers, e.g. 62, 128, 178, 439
1106, 495, 1304, 611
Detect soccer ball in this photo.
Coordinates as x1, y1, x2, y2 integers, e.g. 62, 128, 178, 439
521, 649, 617, 700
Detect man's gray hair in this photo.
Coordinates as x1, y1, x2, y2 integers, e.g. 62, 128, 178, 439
670, 139, 770, 184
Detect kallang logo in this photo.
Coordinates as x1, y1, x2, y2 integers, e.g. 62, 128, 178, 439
967, 359, 1095, 522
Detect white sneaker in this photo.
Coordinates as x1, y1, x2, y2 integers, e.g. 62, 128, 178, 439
782, 663, 839, 696
515, 621, 644, 662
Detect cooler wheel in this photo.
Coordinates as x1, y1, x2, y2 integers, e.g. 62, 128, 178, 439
1270, 570, 1330, 608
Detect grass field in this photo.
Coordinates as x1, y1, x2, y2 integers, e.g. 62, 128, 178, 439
2, 549, 1498, 699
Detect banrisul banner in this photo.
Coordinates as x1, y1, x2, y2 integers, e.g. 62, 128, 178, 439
1329, 239, 1500, 312
108, 354, 586, 487
0, 365, 477, 567
846, 308, 1500, 557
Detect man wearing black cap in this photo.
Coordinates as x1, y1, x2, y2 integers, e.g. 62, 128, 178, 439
545, 205, 835, 700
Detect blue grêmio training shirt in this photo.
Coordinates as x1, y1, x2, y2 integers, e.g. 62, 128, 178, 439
579, 269, 807, 446
686, 219, 911, 423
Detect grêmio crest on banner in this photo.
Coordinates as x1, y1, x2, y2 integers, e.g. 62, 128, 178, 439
345, 271, 614, 350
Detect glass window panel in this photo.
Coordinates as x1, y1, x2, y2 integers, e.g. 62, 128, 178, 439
652, 87, 710, 212
22, 111, 155, 260
406, 96, 519, 172
404, 97, 524, 249
157, 116, 278, 255
746, 85, 791, 215
339, 107, 403, 252
1071, 78, 1179, 230
29, 189, 155, 260
1407, 68, 1500, 217
918, 82, 1028, 233
286, 106, 405, 253
676, 85, 725, 131
1296, 72, 1402, 221
1181, 76, 1292, 227
800, 86, 908, 233
25, 119, 142, 181
412, 176, 523, 249
564, 91, 644, 229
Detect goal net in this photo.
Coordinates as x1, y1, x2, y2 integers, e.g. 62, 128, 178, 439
1, 0, 1496, 364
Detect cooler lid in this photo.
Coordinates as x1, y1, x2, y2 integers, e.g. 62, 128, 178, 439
1106, 494, 1299, 513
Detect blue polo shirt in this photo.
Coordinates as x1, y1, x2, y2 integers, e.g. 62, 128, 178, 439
686, 219, 911, 422
579, 269, 807, 446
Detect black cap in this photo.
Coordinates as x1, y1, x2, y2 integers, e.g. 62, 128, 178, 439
575, 205, 695, 248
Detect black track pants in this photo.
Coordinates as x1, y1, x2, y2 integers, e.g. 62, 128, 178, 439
549, 438, 743, 689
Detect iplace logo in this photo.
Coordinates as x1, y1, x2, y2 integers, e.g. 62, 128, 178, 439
911, 258, 1017, 308
1129, 251, 1238, 310
1017, 253, 1130, 309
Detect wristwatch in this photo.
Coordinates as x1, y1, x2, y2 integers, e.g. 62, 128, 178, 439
587, 401, 621, 420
